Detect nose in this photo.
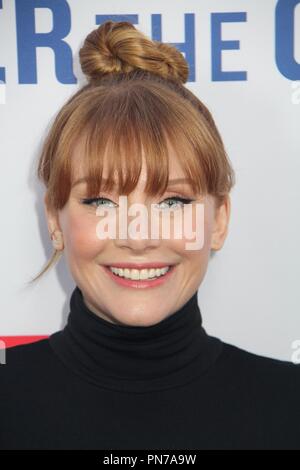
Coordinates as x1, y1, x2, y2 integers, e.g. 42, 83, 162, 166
113, 195, 161, 251
114, 234, 160, 252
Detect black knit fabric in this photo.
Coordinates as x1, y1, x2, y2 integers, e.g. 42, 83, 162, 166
1, 286, 300, 449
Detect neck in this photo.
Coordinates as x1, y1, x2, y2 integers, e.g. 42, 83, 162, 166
49, 286, 223, 393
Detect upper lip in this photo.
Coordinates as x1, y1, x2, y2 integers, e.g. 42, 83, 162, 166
104, 262, 176, 269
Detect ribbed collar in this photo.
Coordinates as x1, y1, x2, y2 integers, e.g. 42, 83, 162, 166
49, 286, 223, 394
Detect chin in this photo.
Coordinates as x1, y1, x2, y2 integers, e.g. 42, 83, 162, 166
115, 310, 166, 327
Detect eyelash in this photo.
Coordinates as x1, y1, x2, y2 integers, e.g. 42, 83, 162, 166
81, 196, 195, 209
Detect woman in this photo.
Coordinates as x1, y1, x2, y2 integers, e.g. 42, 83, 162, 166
1, 20, 299, 450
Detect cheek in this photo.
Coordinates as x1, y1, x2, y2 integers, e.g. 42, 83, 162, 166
62, 211, 108, 259
165, 203, 212, 258
173, 203, 212, 250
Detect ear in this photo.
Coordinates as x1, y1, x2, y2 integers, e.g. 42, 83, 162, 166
44, 193, 62, 236
210, 195, 231, 251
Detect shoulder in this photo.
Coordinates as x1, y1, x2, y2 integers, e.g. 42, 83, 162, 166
221, 340, 300, 371
0, 338, 56, 381
212, 341, 300, 448
1, 337, 52, 362
214, 341, 300, 429
218, 340, 300, 395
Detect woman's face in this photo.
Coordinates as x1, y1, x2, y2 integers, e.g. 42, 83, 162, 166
45, 137, 231, 326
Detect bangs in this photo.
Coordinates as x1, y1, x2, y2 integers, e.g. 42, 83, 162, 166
75, 96, 208, 200
44, 79, 233, 210
71, 85, 218, 202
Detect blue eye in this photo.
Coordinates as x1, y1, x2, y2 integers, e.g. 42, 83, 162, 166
81, 196, 194, 209
154, 197, 194, 209
81, 197, 116, 208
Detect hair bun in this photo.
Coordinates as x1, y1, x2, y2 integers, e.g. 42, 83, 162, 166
79, 20, 189, 84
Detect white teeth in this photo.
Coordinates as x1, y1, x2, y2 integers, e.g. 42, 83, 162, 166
109, 266, 170, 280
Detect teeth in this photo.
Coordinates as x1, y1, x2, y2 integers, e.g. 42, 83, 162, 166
109, 266, 170, 280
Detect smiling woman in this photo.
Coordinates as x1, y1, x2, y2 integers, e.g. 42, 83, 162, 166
26, 18, 235, 327
1, 19, 300, 451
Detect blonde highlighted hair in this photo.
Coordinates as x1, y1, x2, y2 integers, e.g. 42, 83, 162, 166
29, 20, 235, 283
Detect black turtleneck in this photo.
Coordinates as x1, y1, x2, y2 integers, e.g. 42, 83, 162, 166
1, 286, 300, 450
48, 287, 223, 394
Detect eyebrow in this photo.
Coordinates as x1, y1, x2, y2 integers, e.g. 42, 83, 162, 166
71, 177, 190, 188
